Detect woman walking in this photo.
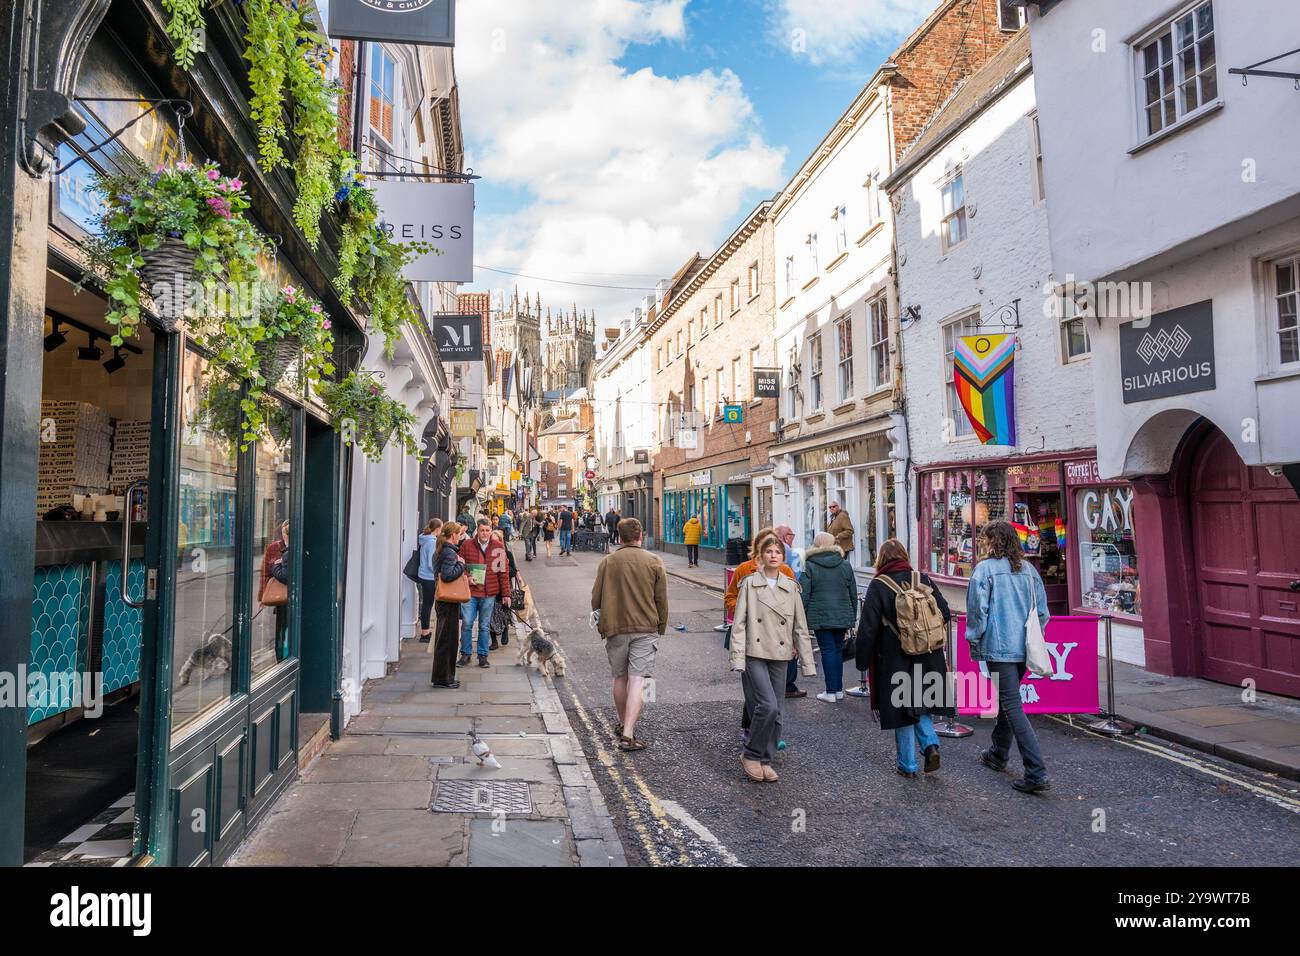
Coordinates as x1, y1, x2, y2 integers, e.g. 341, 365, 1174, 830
541, 508, 557, 557
416, 519, 441, 643
799, 531, 858, 703
855, 539, 952, 778
682, 513, 703, 567
430, 522, 468, 688
966, 520, 1052, 793
729, 530, 816, 783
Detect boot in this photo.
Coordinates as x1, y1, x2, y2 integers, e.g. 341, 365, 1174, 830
477, 655, 491, 668
457, 652, 471, 667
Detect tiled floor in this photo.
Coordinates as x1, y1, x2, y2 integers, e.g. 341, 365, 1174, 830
24, 793, 136, 867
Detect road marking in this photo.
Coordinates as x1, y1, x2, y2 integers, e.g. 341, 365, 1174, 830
659, 800, 744, 866
1049, 715, 1300, 813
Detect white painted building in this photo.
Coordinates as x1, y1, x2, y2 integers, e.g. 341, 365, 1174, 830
1023, 0, 1300, 695
885, 29, 1149, 663
337, 35, 463, 721
592, 305, 657, 536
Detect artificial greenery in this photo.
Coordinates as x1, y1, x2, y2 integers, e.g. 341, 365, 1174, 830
319, 370, 420, 463
333, 160, 440, 357
162, 0, 207, 69
84, 158, 263, 345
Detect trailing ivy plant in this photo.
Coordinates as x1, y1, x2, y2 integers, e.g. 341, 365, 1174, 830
333, 158, 441, 357
319, 370, 421, 463
162, 0, 208, 70
244, 0, 292, 171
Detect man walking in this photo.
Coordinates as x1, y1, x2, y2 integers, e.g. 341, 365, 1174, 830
457, 518, 511, 668
558, 503, 575, 555
519, 507, 538, 561
827, 500, 854, 558
591, 518, 669, 751
604, 506, 620, 547
498, 509, 514, 543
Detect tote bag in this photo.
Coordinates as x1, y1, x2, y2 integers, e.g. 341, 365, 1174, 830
435, 566, 471, 604
1024, 582, 1051, 677
402, 547, 421, 582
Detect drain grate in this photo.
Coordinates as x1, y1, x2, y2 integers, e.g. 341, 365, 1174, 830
431, 779, 533, 815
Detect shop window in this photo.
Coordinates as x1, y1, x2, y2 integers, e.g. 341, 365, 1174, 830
802, 476, 823, 549
1137, 1, 1216, 140
251, 408, 294, 682
1076, 486, 1142, 616
925, 468, 1008, 578
1013, 492, 1067, 586
943, 471, 974, 577
1272, 255, 1299, 367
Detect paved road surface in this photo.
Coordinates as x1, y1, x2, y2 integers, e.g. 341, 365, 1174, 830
514, 543, 1300, 867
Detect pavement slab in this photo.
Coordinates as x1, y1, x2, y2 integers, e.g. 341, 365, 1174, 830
306, 755, 435, 784
467, 820, 573, 867
337, 810, 467, 867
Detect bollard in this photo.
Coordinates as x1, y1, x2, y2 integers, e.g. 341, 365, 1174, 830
933, 617, 973, 738
1086, 615, 1136, 737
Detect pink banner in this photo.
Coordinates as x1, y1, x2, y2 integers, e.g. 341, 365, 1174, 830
953, 615, 1100, 716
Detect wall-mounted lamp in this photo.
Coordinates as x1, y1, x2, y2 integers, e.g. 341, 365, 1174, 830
77, 332, 103, 362
44, 318, 67, 352
103, 347, 127, 374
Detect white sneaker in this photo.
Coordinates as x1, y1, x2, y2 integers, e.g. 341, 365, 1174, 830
816, 691, 838, 703
835, 691, 845, 700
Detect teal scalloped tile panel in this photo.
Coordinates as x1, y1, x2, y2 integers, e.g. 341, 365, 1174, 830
29, 564, 91, 724
102, 560, 144, 695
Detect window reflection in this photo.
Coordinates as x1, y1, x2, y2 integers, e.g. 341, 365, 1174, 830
252, 405, 293, 681
172, 353, 237, 734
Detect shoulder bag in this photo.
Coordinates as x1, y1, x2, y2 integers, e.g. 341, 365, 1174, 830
1023, 575, 1051, 676
403, 546, 421, 582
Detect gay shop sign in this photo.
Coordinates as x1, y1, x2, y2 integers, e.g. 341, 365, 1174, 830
954, 616, 1100, 716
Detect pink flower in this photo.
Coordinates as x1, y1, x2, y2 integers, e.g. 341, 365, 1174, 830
176, 162, 193, 172
227, 178, 243, 192
283, 285, 298, 303
310, 303, 322, 314
206, 169, 220, 181
206, 196, 232, 219
323, 320, 332, 330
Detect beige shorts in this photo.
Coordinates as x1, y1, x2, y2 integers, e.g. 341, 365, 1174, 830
605, 632, 659, 678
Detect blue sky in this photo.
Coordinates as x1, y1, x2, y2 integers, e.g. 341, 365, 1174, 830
455, 0, 932, 317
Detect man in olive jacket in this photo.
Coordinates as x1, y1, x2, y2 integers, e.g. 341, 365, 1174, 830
591, 518, 668, 751
827, 500, 854, 557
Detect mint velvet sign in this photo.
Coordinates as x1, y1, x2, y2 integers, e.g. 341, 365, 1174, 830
328, 0, 456, 46
1118, 299, 1216, 404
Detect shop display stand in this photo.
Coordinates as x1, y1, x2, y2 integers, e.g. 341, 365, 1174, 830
933, 619, 973, 738
1087, 615, 1137, 738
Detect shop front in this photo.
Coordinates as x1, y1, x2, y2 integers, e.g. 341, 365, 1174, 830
781, 430, 898, 575
660, 460, 752, 564
917, 451, 1148, 664
0, 2, 356, 867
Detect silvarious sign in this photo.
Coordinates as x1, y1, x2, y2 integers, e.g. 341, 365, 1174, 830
371, 181, 474, 282
753, 368, 781, 398
1119, 299, 1216, 404
431, 313, 484, 362
328, 0, 456, 47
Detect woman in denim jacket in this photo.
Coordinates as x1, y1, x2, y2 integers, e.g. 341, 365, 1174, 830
965, 520, 1052, 793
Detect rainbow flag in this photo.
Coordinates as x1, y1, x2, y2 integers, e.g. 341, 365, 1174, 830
1055, 518, 1067, 549
954, 333, 1017, 445
1011, 522, 1033, 547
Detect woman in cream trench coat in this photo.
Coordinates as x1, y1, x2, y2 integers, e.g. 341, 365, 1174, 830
729, 532, 816, 782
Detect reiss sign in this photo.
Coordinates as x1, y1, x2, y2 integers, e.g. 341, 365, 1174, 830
954, 616, 1100, 716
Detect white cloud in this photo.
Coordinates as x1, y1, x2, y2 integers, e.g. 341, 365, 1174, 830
773, 0, 936, 66
456, 0, 785, 319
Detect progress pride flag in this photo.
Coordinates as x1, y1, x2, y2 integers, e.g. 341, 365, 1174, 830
954, 615, 1100, 716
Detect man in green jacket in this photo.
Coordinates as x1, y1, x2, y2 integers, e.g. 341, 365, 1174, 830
591, 518, 669, 752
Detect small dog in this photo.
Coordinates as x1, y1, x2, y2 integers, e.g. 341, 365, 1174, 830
178, 633, 233, 686
513, 582, 567, 678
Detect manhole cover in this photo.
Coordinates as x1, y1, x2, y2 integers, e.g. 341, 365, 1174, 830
431, 779, 533, 815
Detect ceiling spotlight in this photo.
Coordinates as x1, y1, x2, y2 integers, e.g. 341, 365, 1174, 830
44, 318, 67, 352
78, 332, 102, 362
103, 347, 126, 374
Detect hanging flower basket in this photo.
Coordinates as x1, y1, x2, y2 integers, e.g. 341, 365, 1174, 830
254, 334, 303, 390
138, 238, 200, 329
319, 371, 418, 463
266, 405, 293, 446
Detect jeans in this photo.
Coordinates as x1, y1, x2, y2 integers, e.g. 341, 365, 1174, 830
741, 657, 787, 764
559, 529, 573, 553
988, 661, 1049, 783
814, 629, 845, 694
785, 658, 799, 693
459, 596, 496, 657
894, 713, 940, 774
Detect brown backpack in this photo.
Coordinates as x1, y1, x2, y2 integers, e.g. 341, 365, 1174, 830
877, 572, 947, 655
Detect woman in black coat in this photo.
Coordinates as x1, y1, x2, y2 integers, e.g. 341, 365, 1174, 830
431, 523, 468, 689
855, 539, 952, 778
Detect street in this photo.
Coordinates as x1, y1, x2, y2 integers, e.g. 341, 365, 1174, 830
517, 542, 1300, 867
